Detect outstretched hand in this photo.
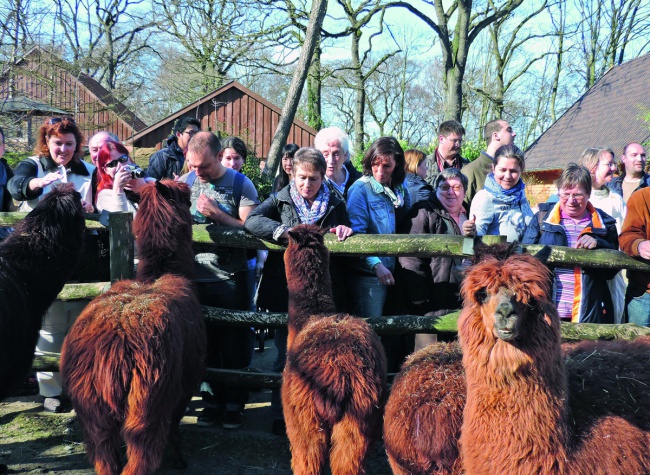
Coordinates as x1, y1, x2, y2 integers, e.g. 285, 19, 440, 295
330, 225, 353, 241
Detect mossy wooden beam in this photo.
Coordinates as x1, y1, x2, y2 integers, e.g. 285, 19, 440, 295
190, 226, 650, 272
57, 283, 110, 300
0, 212, 105, 229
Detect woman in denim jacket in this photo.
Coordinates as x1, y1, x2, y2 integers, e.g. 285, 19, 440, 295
347, 136, 411, 317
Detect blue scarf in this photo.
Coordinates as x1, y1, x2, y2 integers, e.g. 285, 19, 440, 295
289, 180, 330, 224
484, 173, 527, 205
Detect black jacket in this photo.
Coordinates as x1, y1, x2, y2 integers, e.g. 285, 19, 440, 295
396, 194, 464, 316
147, 136, 185, 180
244, 184, 350, 312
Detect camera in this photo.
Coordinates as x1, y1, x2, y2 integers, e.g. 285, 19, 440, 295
123, 165, 145, 179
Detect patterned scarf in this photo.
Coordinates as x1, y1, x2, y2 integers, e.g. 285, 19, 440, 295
483, 173, 527, 206
368, 176, 406, 208
289, 180, 330, 224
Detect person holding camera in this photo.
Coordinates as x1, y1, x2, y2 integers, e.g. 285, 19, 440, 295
96, 141, 153, 214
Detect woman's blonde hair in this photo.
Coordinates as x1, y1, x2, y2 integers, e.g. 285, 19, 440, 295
404, 149, 426, 174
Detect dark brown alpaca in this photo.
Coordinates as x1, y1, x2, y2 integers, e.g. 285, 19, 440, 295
61, 180, 206, 475
283, 224, 387, 475
459, 252, 650, 475
0, 184, 85, 400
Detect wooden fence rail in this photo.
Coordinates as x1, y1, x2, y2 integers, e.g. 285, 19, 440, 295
2, 213, 649, 389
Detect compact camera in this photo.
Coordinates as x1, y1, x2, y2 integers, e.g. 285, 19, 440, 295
123, 165, 145, 179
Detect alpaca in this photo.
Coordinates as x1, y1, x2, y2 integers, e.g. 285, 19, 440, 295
0, 184, 85, 400
383, 342, 465, 475
458, 251, 650, 475
282, 224, 387, 475
61, 180, 206, 475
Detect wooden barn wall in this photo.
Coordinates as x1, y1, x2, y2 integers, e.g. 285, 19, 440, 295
2, 53, 136, 142
134, 87, 315, 158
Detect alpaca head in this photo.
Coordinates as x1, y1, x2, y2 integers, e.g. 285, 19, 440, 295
133, 180, 194, 279
459, 250, 561, 377
7, 183, 85, 259
133, 179, 192, 247
285, 224, 330, 271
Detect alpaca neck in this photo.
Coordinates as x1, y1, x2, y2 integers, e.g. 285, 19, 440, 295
135, 245, 196, 283
286, 254, 336, 348
461, 335, 569, 474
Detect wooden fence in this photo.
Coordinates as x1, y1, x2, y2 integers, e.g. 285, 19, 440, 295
2, 211, 649, 387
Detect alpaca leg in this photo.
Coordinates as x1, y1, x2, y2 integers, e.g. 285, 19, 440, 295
121, 406, 170, 475
330, 414, 373, 475
283, 384, 328, 475
76, 413, 122, 475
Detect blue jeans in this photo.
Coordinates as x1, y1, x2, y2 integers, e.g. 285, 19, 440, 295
627, 292, 650, 327
350, 274, 388, 318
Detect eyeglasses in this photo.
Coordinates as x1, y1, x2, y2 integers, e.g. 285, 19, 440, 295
558, 191, 587, 201
438, 184, 464, 193
598, 162, 617, 169
182, 129, 198, 136
105, 155, 129, 168
48, 117, 75, 125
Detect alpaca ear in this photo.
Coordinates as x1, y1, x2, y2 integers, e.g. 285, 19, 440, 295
287, 228, 299, 244
533, 245, 552, 265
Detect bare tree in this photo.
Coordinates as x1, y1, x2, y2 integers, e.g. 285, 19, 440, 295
55, 0, 158, 90
388, 0, 525, 122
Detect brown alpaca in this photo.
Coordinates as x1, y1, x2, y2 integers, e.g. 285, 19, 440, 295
459, 252, 650, 475
61, 180, 206, 475
282, 224, 387, 475
383, 342, 465, 475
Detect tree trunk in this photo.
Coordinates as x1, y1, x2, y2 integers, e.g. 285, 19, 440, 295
307, 41, 324, 131
264, 0, 328, 178
352, 29, 366, 152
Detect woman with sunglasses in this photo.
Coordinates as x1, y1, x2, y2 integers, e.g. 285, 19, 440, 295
96, 142, 152, 213
7, 117, 94, 413
8, 117, 94, 213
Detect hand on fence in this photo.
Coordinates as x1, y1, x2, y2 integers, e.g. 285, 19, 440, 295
638, 240, 650, 260
575, 234, 597, 249
330, 225, 353, 241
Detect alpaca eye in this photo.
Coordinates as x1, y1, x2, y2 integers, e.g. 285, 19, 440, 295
475, 288, 488, 304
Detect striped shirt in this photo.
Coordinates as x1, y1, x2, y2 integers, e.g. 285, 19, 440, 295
555, 212, 591, 321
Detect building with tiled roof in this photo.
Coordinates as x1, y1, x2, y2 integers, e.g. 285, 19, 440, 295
524, 53, 650, 204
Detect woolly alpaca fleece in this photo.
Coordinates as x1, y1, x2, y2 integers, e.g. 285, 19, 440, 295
384, 341, 465, 475
61, 180, 206, 475
0, 184, 85, 400
458, 252, 650, 475
282, 224, 387, 475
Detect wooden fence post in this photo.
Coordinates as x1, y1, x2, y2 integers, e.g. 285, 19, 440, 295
108, 212, 134, 282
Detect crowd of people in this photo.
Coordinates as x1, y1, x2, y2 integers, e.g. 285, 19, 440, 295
1, 115, 649, 435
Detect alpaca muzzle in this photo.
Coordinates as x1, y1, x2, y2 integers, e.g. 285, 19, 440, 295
493, 292, 520, 341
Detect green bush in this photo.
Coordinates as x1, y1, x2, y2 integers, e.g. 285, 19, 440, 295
242, 153, 273, 202
4, 151, 31, 169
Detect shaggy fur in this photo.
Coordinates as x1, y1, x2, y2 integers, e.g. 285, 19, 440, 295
384, 341, 465, 475
0, 184, 85, 400
61, 180, 206, 475
282, 224, 387, 475
458, 251, 650, 475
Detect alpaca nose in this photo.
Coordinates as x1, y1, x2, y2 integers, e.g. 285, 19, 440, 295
496, 300, 516, 320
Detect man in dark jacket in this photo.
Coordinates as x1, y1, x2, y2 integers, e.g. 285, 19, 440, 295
147, 117, 200, 180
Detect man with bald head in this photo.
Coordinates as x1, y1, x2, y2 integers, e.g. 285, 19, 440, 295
610, 143, 649, 205
88, 131, 120, 167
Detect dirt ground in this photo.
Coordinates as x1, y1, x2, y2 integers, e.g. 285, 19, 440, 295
0, 336, 392, 474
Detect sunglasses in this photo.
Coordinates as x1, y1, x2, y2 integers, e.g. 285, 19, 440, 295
48, 117, 76, 125
105, 155, 129, 168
